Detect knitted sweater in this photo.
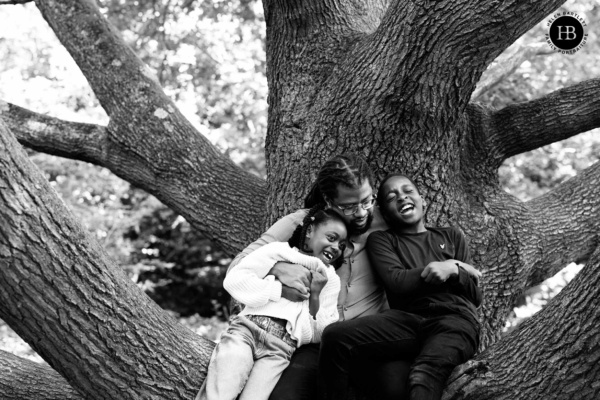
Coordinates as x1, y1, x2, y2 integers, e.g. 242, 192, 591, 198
224, 242, 341, 346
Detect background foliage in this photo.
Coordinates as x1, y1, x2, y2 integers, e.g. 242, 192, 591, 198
0, 0, 598, 360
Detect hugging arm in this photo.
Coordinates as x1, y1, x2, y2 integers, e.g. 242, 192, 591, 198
224, 243, 284, 307
228, 210, 311, 298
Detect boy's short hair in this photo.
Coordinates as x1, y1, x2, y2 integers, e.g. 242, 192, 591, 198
376, 173, 419, 210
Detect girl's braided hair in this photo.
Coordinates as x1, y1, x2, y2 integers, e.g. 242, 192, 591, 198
304, 154, 373, 208
288, 204, 347, 269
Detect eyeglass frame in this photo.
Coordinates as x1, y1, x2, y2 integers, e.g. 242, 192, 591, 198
326, 195, 377, 216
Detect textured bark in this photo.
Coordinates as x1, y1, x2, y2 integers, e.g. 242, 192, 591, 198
1, 0, 600, 398
25, 0, 267, 255
488, 78, 600, 163
0, 121, 214, 399
1, 102, 107, 164
0, 350, 82, 400
471, 42, 553, 101
444, 245, 600, 400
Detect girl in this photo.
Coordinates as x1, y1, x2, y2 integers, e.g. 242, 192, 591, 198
196, 206, 347, 400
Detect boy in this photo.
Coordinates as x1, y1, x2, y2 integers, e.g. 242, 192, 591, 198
319, 173, 482, 400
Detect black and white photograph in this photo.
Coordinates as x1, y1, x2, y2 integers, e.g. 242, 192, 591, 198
0, 0, 598, 399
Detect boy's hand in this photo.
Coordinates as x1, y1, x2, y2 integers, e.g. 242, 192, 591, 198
310, 265, 328, 294
269, 262, 311, 295
451, 260, 482, 284
421, 261, 459, 284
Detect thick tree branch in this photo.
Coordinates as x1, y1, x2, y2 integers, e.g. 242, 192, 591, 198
0, 100, 266, 255
488, 78, 600, 164
1, 102, 107, 166
471, 43, 553, 100
0, 120, 214, 399
0, 351, 82, 400
328, 0, 566, 114
463, 161, 600, 345
0, 0, 32, 4
455, 154, 599, 347
526, 161, 600, 286
27, 0, 267, 253
445, 245, 600, 400
33, 0, 164, 117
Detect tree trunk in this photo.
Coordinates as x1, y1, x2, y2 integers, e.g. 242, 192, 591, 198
0, 120, 214, 399
1, 0, 600, 398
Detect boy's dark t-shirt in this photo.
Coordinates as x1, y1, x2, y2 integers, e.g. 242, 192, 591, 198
367, 226, 481, 326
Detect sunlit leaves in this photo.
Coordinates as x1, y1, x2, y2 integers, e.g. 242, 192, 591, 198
480, 0, 600, 201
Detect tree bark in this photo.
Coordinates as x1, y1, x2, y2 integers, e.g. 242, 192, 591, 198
1, 0, 600, 398
0, 350, 82, 400
445, 245, 600, 400
471, 42, 553, 101
27, 0, 268, 255
1, 102, 108, 165
0, 120, 214, 399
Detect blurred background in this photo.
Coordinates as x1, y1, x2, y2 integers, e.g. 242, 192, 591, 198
0, 0, 598, 363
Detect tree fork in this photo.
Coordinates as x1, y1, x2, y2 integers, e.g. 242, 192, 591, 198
31, 0, 267, 255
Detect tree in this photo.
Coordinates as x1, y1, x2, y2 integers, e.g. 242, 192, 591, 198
1, 0, 599, 399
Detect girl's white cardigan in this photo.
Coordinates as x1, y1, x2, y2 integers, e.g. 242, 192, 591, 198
224, 242, 341, 346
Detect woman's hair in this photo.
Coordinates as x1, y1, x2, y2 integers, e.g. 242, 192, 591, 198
304, 154, 374, 208
288, 205, 348, 269
376, 173, 419, 208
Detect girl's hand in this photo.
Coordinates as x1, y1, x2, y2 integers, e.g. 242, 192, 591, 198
310, 265, 328, 294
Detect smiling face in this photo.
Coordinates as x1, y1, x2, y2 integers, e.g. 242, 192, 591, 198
328, 179, 375, 235
305, 219, 348, 265
379, 175, 426, 234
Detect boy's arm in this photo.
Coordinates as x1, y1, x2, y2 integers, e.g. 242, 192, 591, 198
449, 231, 482, 282
445, 228, 483, 307
366, 231, 427, 295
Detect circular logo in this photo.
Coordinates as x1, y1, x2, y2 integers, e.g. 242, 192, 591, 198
548, 16, 584, 50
